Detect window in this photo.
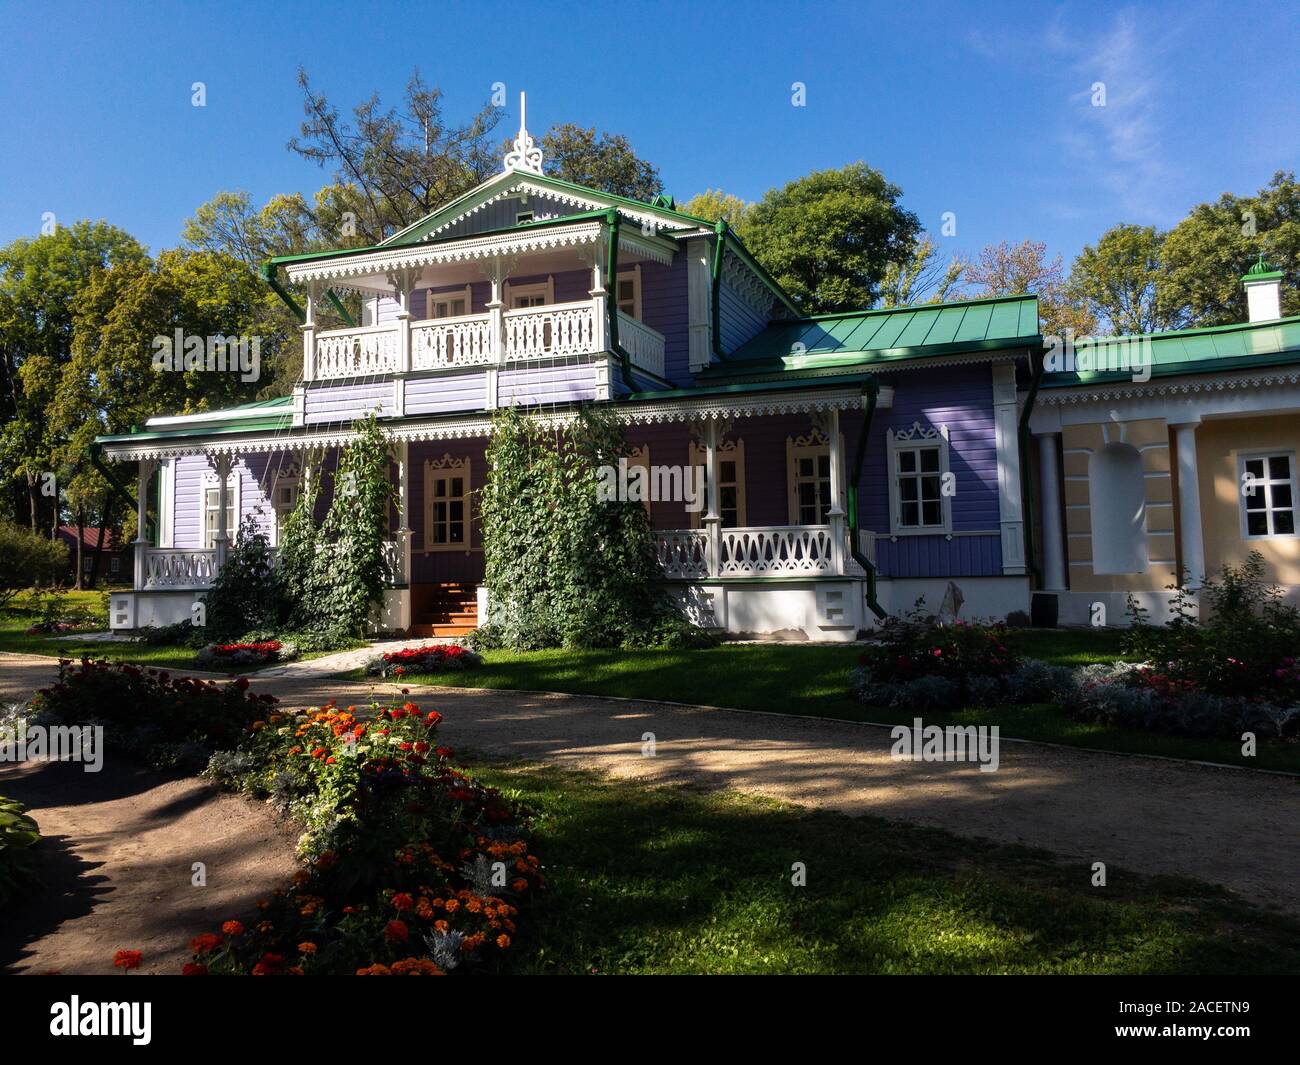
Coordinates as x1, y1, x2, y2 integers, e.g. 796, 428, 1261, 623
1240, 452, 1296, 537
428, 285, 473, 319
506, 279, 552, 309
109, 556, 121, 575
203, 486, 237, 549
82, 555, 93, 574
515, 210, 534, 224
423, 456, 471, 551
270, 473, 301, 547
795, 450, 832, 525
886, 422, 952, 535
689, 439, 747, 528
614, 266, 641, 319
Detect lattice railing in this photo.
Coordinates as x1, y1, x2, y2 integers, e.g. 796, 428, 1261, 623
314, 323, 399, 378
503, 301, 596, 360
411, 314, 494, 369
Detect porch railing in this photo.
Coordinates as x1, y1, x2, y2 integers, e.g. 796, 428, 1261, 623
616, 310, 666, 379
310, 302, 665, 382
139, 548, 217, 590
656, 525, 846, 579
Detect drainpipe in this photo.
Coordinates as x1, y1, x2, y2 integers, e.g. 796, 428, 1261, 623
847, 381, 886, 620
1017, 346, 1046, 587
710, 219, 727, 361
90, 442, 154, 542
604, 209, 634, 392
261, 261, 305, 323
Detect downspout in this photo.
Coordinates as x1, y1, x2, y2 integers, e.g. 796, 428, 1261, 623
848, 381, 887, 620
260, 261, 305, 323
604, 208, 634, 392
710, 219, 727, 361
1017, 346, 1046, 587
90, 442, 154, 542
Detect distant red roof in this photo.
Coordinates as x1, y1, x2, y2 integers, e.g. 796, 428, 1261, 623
57, 526, 126, 551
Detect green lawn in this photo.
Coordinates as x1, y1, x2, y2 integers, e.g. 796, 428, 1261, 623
377, 631, 1300, 773
480, 760, 1300, 974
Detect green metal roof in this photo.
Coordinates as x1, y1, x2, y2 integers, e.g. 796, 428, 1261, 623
704, 294, 1040, 380
1042, 313, 1300, 388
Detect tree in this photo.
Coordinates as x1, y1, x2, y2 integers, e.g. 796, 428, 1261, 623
541, 124, 663, 200
964, 239, 1096, 339
1069, 224, 1178, 335
0, 222, 146, 532
288, 68, 502, 244
0, 520, 67, 606
879, 234, 966, 308
742, 164, 920, 314
1159, 170, 1299, 326
681, 189, 754, 237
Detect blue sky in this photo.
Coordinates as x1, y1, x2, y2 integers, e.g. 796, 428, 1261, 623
1, 0, 1295, 271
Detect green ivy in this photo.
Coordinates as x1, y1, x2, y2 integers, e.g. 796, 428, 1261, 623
480, 405, 706, 649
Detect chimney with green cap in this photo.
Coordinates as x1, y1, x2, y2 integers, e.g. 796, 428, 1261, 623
1242, 253, 1283, 322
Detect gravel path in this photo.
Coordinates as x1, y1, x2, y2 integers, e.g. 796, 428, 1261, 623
3, 648, 1299, 976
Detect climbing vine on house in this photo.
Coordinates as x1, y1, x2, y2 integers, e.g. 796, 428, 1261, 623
479, 405, 710, 649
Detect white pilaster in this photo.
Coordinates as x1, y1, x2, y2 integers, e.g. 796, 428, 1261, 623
397, 439, 413, 587
132, 458, 157, 591
1037, 434, 1067, 591
486, 259, 505, 409
702, 420, 721, 578
301, 282, 318, 382
1172, 420, 1206, 589
686, 236, 713, 372
826, 406, 847, 575
209, 453, 233, 569
992, 362, 1027, 575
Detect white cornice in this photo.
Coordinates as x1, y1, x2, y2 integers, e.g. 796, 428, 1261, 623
1035, 366, 1300, 405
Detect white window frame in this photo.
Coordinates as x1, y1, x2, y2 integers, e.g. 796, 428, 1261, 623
886, 422, 952, 536
269, 470, 302, 547
199, 468, 241, 550
515, 210, 534, 224
109, 555, 121, 575
1237, 450, 1298, 540
504, 276, 554, 309
426, 284, 474, 320
689, 438, 747, 529
785, 432, 844, 527
422, 455, 472, 552
614, 264, 642, 320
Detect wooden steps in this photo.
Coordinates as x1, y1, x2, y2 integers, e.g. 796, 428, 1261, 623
411, 582, 478, 638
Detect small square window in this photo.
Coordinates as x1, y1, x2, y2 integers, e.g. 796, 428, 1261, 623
1239, 452, 1297, 539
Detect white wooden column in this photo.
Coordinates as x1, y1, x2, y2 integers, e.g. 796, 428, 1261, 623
397, 439, 413, 587
1172, 419, 1206, 589
589, 248, 609, 352
391, 269, 415, 416
209, 453, 233, 569
132, 459, 156, 590
486, 259, 505, 408
702, 420, 721, 578
1037, 434, 1067, 591
301, 282, 318, 382
992, 362, 1027, 575
826, 407, 847, 575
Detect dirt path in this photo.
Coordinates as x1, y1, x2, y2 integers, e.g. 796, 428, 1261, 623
4, 650, 1300, 976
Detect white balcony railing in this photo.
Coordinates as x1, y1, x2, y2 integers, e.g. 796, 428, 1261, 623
310, 302, 666, 382
503, 300, 597, 360
616, 310, 666, 379
656, 525, 843, 579
140, 548, 217, 590
315, 322, 399, 378
412, 314, 494, 370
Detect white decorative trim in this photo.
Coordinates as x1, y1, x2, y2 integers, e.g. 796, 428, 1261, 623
422, 455, 472, 552
1037, 366, 1300, 405
721, 247, 774, 320
502, 93, 543, 175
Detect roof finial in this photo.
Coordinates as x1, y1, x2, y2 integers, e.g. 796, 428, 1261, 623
503, 90, 543, 175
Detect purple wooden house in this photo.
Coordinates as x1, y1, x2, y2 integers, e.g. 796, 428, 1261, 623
97, 104, 1040, 641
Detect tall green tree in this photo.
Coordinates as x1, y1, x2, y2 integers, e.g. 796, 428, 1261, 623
541, 124, 663, 200
742, 164, 920, 314
879, 234, 966, 308
288, 68, 503, 244
681, 189, 754, 236
1070, 224, 1177, 335
0, 221, 146, 531
1159, 170, 1299, 326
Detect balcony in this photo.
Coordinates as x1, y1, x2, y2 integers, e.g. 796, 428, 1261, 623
308, 303, 664, 382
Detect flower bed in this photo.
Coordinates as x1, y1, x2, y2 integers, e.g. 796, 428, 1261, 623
26, 658, 277, 770
192, 696, 539, 974
0, 795, 40, 907
195, 639, 297, 670
367, 644, 482, 679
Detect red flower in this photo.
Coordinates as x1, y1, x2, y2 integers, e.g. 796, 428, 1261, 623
113, 949, 142, 971
182, 962, 208, 976
385, 920, 410, 943
189, 932, 222, 954
222, 920, 245, 936
391, 893, 414, 911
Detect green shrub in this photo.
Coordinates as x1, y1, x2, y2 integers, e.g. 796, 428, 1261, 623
201, 514, 278, 642
0, 522, 68, 609
0, 795, 41, 906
